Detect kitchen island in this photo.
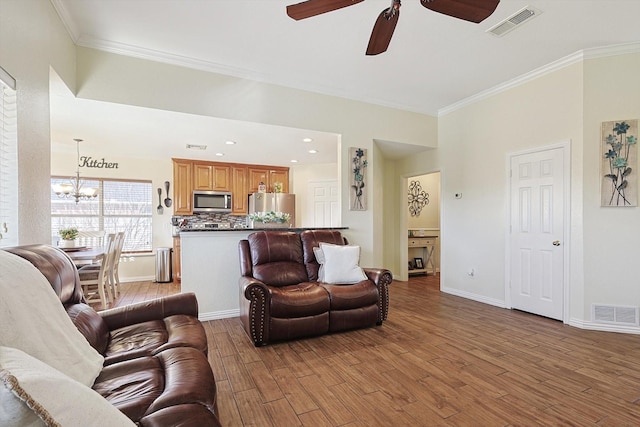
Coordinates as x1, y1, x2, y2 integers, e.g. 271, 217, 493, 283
179, 227, 347, 320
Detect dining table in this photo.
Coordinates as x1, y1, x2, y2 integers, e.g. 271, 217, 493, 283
61, 246, 104, 266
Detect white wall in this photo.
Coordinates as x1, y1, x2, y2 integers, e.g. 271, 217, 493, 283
394, 49, 640, 330
74, 47, 438, 266
582, 53, 640, 321
0, 0, 76, 244
435, 62, 584, 308
407, 173, 440, 230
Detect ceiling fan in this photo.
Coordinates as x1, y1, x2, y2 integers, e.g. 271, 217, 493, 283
286, 0, 500, 55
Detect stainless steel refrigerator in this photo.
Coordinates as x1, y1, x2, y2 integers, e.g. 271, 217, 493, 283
248, 193, 295, 226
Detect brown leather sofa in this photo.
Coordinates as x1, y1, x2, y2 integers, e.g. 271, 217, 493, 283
5, 244, 221, 427
238, 230, 391, 346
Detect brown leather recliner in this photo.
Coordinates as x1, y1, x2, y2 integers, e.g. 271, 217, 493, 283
5, 244, 221, 427
238, 230, 391, 346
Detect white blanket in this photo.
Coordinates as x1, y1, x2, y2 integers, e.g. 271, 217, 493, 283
0, 250, 104, 386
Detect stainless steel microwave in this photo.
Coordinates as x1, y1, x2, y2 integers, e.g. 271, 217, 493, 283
192, 191, 232, 213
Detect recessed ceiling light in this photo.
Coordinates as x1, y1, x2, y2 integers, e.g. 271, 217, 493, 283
290, 159, 298, 163
303, 138, 312, 143
215, 152, 224, 157
186, 144, 207, 150
308, 149, 318, 154
225, 140, 236, 145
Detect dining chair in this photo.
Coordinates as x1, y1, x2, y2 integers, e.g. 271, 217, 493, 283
78, 233, 116, 308
108, 231, 125, 299
74, 230, 107, 267
76, 230, 106, 247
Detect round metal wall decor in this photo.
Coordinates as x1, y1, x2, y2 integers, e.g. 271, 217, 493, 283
408, 180, 429, 216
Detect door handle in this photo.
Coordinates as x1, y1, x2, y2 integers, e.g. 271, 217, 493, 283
552, 240, 561, 246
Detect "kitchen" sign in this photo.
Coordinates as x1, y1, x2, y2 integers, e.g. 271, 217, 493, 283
80, 156, 119, 169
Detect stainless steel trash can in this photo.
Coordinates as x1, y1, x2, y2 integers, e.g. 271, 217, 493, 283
155, 247, 172, 283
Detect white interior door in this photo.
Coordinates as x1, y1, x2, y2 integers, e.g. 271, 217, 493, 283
510, 147, 565, 320
307, 180, 339, 227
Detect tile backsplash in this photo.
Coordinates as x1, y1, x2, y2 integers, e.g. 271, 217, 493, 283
172, 213, 248, 228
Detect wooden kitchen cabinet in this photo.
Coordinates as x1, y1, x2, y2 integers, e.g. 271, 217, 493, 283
270, 169, 289, 193
172, 159, 193, 215
173, 236, 181, 282
172, 160, 289, 216
231, 166, 248, 214
248, 167, 289, 193
193, 162, 230, 191
248, 168, 268, 194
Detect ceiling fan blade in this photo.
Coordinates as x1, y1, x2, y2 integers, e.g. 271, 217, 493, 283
420, 0, 500, 23
366, 7, 400, 55
287, 0, 364, 20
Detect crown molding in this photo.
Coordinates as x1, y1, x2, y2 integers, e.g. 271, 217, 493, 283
438, 50, 584, 116
439, 42, 640, 117
76, 36, 435, 117
50, 0, 80, 43
583, 41, 640, 60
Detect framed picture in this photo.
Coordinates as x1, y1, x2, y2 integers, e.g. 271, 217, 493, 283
601, 119, 637, 206
349, 147, 368, 211
414, 257, 424, 269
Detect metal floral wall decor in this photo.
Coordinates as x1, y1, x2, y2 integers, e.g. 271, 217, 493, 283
350, 147, 368, 210
408, 180, 429, 216
601, 119, 637, 207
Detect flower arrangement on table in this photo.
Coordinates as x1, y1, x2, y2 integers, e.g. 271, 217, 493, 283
58, 227, 79, 241
58, 227, 79, 248
249, 211, 291, 225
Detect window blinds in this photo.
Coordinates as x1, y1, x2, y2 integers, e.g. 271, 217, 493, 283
0, 66, 18, 247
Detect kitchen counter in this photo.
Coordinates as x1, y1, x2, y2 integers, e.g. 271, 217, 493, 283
178, 227, 348, 320
179, 226, 348, 233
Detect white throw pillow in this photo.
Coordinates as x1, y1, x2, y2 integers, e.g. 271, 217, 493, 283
318, 243, 367, 284
313, 244, 337, 282
0, 250, 104, 386
0, 346, 135, 427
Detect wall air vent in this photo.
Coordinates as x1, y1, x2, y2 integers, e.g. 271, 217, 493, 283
487, 6, 541, 37
186, 144, 207, 150
592, 304, 639, 326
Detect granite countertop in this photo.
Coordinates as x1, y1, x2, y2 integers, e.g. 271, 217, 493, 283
180, 226, 348, 233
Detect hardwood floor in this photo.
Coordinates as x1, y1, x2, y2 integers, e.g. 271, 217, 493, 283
88, 279, 180, 311
104, 276, 640, 426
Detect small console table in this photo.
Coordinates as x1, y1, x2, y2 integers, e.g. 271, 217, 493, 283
408, 236, 438, 275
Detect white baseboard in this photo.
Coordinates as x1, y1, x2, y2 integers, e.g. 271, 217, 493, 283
121, 275, 155, 283
440, 286, 508, 309
568, 318, 640, 335
199, 309, 240, 322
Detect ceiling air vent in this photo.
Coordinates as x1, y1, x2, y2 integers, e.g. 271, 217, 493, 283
487, 6, 541, 37
186, 144, 207, 150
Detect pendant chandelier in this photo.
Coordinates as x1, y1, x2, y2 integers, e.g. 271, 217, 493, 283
52, 138, 98, 203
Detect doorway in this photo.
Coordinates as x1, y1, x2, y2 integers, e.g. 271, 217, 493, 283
404, 172, 441, 282
507, 143, 569, 321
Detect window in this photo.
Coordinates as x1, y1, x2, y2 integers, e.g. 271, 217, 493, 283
51, 178, 153, 252
0, 66, 18, 247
